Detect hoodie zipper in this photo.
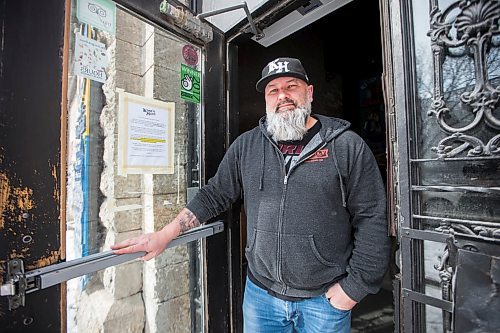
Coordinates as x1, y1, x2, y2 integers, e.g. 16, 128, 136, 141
272, 139, 328, 295
277, 172, 288, 294
265, 139, 288, 293
261, 125, 335, 295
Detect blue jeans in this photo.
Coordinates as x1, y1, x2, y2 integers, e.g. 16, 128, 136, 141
243, 277, 351, 333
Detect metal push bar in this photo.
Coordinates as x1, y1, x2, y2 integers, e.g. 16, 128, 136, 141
1, 221, 224, 310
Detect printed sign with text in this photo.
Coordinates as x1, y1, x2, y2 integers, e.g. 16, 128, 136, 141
74, 34, 108, 83
180, 64, 201, 104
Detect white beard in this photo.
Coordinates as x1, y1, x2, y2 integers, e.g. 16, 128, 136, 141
266, 100, 312, 142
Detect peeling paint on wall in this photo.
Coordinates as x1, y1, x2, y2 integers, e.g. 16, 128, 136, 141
0, 173, 10, 230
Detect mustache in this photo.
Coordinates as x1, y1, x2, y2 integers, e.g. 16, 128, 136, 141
275, 98, 297, 112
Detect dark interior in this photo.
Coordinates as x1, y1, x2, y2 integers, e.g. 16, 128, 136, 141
237, 0, 387, 178
234, 0, 394, 331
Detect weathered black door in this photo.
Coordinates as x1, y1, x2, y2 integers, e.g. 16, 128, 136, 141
0, 1, 67, 330
381, 0, 500, 331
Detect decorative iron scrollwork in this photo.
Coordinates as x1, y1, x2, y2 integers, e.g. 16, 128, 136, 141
434, 247, 453, 332
428, 0, 500, 157
485, 133, 500, 154
431, 132, 500, 157
435, 221, 500, 239
472, 225, 500, 238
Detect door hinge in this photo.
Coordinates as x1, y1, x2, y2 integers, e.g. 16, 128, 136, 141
388, 111, 397, 143
1, 259, 36, 310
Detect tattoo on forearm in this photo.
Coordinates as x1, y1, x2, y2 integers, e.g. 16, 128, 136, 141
178, 209, 200, 233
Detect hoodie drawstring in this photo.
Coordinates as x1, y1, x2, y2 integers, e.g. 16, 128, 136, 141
259, 136, 265, 190
332, 139, 347, 207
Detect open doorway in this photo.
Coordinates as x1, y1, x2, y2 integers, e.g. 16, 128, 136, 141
233, 0, 394, 331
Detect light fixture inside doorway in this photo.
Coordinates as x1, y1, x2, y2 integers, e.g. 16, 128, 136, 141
160, 1, 264, 43
198, 2, 264, 40
253, 0, 354, 47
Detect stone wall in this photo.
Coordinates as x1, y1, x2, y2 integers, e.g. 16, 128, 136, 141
142, 24, 192, 333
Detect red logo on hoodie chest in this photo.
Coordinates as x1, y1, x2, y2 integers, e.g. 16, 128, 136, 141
306, 148, 329, 162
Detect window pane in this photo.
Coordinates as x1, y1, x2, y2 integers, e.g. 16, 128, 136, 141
418, 190, 500, 223
65, 2, 204, 332
416, 160, 500, 186
425, 303, 445, 333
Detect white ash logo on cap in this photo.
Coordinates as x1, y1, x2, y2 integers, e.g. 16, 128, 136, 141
256, 57, 309, 92
268, 60, 290, 74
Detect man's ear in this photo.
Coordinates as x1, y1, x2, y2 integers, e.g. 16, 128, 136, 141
308, 85, 314, 102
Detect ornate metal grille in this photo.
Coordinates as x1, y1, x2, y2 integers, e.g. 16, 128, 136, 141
391, 1, 500, 332
428, 0, 500, 158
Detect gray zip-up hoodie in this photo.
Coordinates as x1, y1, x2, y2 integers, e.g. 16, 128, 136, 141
187, 114, 390, 302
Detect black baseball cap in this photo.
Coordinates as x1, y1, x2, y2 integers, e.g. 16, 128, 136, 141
256, 57, 309, 93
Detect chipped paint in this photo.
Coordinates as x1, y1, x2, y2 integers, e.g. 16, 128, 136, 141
13, 187, 34, 211
0, 173, 9, 229
26, 250, 61, 270
50, 163, 60, 202
8, 250, 24, 259
0, 173, 36, 229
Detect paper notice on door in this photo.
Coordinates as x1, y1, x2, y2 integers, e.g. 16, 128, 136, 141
74, 33, 108, 83
118, 91, 175, 175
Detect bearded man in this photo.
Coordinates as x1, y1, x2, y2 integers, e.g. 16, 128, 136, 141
113, 57, 390, 333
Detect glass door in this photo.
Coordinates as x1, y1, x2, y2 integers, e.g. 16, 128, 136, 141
383, 0, 500, 332
65, 2, 213, 332
1, 1, 228, 332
